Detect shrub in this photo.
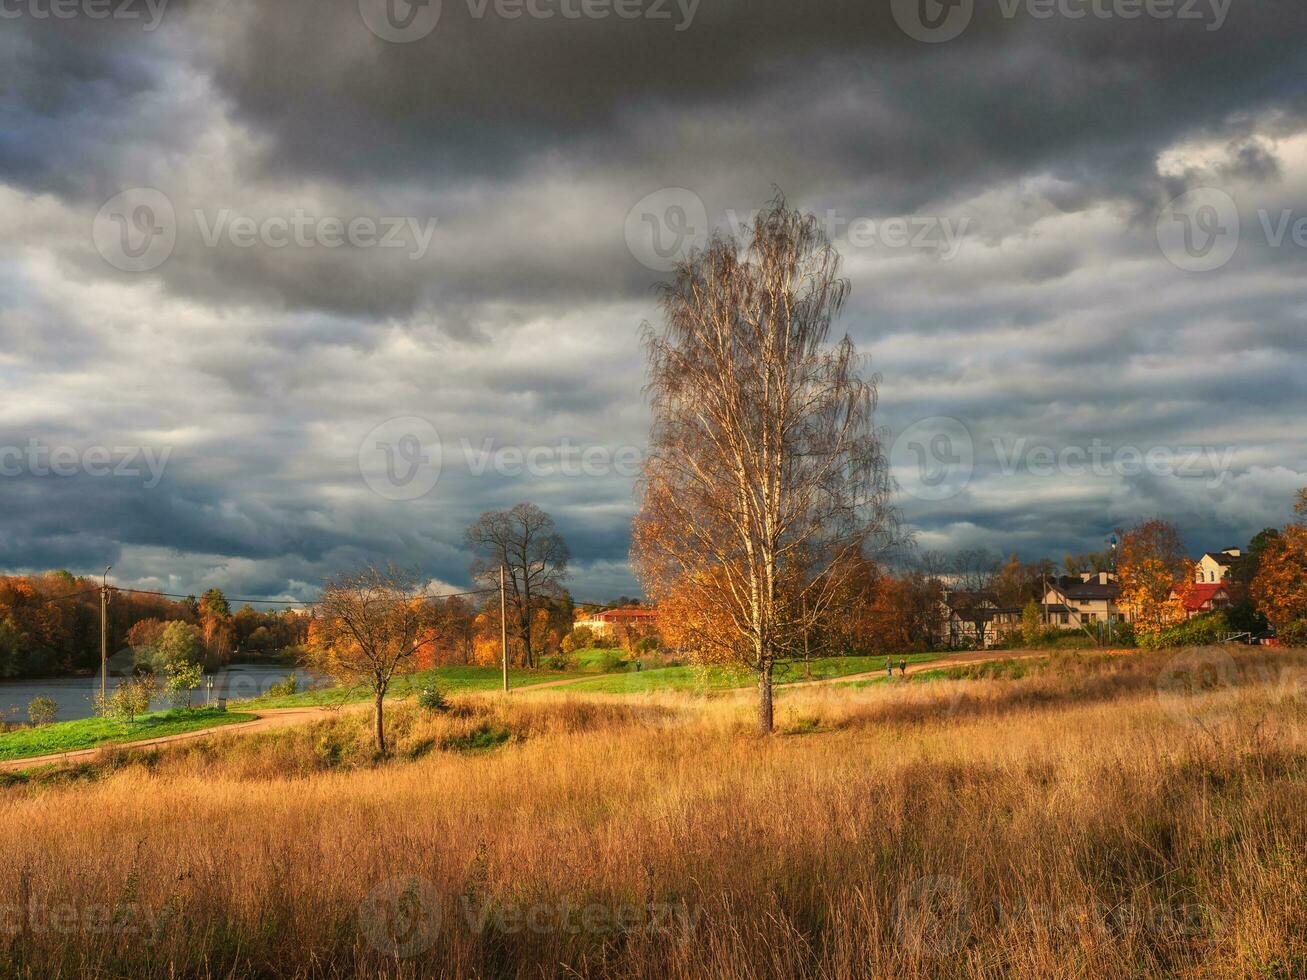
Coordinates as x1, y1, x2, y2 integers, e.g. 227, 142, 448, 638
562, 626, 596, 654
26, 696, 57, 727
542, 651, 573, 672
1145, 611, 1228, 649
634, 635, 661, 655
1276, 620, 1307, 646
594, 649, 625, 672
417, 685, 451, 713
95, 675, 157, 724
266, 674, 300, 698
164, 660, 204, 708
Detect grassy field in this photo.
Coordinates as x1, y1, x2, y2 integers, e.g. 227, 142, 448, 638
0, 707, 255, 762
0, 646, 1301, 978
239, 652, 918, 706
555, 653, 935, 694
238, 664, 596, 709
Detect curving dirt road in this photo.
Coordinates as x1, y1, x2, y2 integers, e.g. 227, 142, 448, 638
0, 705, 360, 774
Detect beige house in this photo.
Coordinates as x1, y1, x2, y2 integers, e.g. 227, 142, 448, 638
1042, 572, 1132, 630
1195, 548, 1242, 584
573, 607, 659, 639
937, 591, 1022, 649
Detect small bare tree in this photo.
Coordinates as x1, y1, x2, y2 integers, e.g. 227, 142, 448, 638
465, 503, 569, 668
633, 197, 895, 733
310, 564, 434, 755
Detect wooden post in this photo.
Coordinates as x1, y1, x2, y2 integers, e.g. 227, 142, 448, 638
500, 565, 509, 692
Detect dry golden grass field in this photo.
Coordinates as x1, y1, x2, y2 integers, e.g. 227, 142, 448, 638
0, 647, 1303, 979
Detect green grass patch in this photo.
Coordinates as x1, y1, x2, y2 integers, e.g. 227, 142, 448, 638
238, 665, 597, 709
0, 707, 255, 762
440, 724, 512, 754
552, 655, 908, 695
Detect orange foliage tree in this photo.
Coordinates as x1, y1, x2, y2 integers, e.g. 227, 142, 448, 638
1117, 519, 1189, 640
307, 564, 436, 755
1251, 524, 1307, 631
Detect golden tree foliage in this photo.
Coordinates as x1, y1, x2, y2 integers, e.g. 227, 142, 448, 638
1117, 519, 1189, 639
632, 198, 894, 733
1251, 524, 1307, 630
308, 564, 436, 755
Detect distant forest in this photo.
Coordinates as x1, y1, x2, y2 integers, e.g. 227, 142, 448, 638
0, 571, 308, 679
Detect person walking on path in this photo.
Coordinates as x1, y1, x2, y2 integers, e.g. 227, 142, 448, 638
886, 658, 893, 679
899, 658, 907, 677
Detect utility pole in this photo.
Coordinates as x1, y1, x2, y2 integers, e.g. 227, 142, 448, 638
500, 564, 509, 692
100, 564, 113, 702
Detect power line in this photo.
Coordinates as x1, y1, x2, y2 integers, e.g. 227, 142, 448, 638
32, 588, 102, 608
111, 585, 499, 608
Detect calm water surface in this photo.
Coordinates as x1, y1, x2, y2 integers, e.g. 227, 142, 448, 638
0, 664, 324, 723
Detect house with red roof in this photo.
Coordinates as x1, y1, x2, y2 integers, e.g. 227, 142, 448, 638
1173, 581, 1232, 619
574, 606, 660, 639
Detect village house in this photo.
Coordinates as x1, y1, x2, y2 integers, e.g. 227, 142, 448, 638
1176, 581, 1232, 619
574, 606, 660, 640
1041, 571, 1132, 631
1195, 548, 1243, 583
937, 591, 1022, 649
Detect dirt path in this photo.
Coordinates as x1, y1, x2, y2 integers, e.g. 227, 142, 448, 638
783, 648, 1056, 688
0, 704, 364, 774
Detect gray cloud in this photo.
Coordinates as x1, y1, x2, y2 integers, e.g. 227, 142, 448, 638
0, 0, 1305, 599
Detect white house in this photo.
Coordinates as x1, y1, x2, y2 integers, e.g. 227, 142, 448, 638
1195, 548, 1242, 584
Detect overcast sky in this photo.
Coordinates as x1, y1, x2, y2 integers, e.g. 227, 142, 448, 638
1, 0, 1305, 602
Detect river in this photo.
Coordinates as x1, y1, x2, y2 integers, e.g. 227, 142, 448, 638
0, 664, 326, 724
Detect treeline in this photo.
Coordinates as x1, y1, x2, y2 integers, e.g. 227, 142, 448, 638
0, 572, 308, 679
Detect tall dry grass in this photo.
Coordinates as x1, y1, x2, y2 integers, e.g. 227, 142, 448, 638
0, 648, 1303, 979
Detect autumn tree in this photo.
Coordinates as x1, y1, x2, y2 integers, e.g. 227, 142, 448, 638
465, 503, 570, 668
632, 198, 894, 733
308, 564, 435, 755
994, 554, 1056, 607
1117, 519, 1190, 640
198, 588, 234, 664
1251, 525, 1307, 632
